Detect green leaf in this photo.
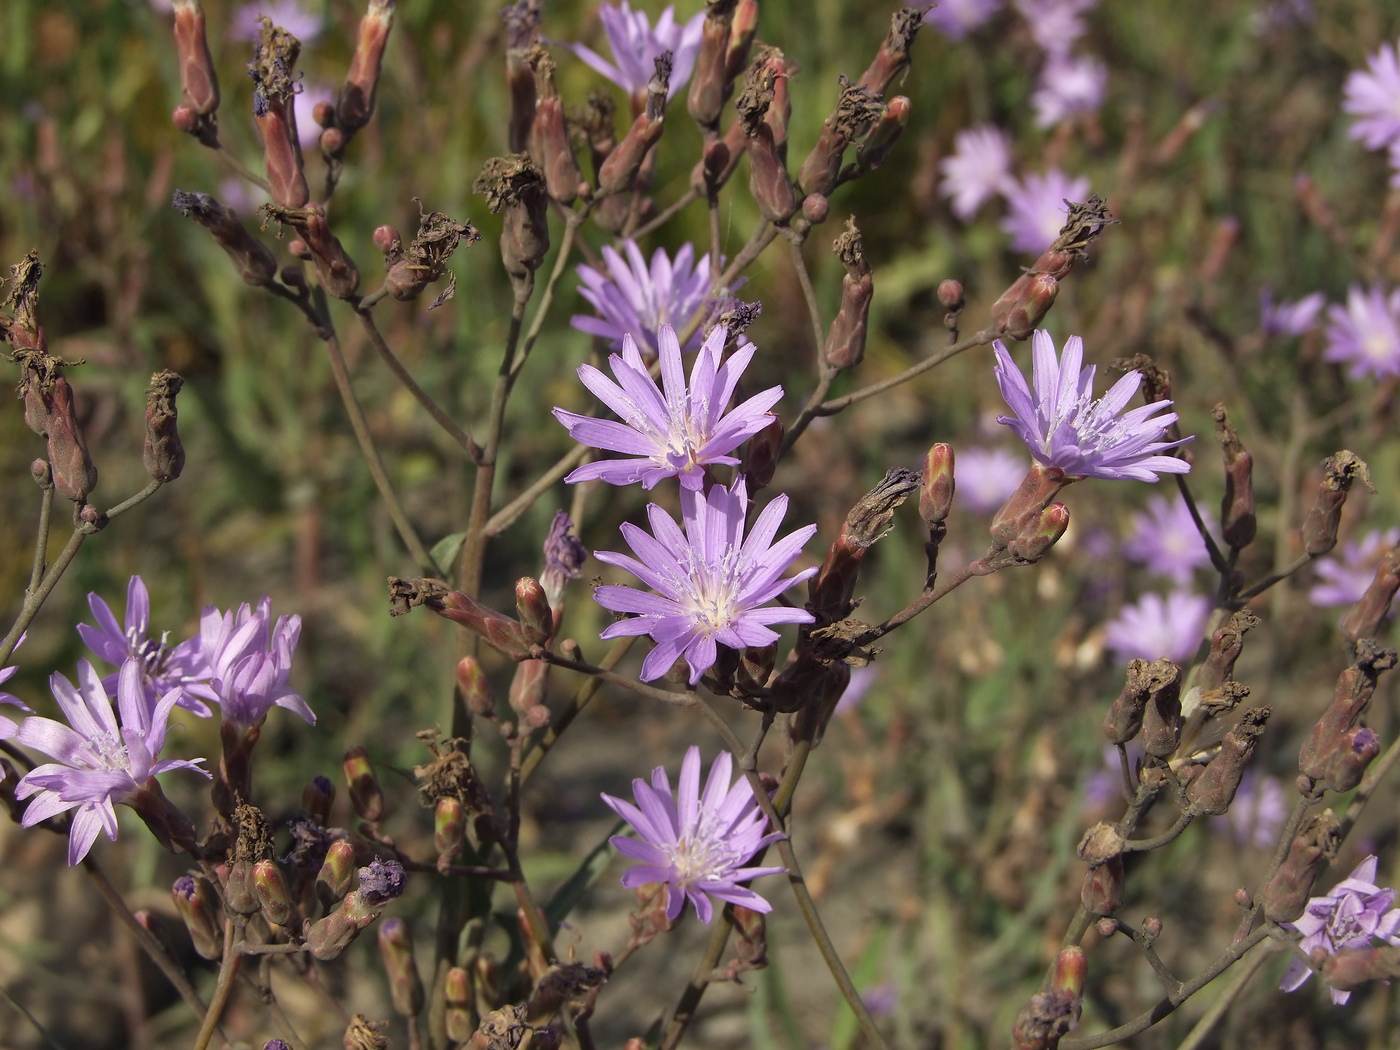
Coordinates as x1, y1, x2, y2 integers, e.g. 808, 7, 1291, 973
431, 530, 467, 574
544, 819, 624, 932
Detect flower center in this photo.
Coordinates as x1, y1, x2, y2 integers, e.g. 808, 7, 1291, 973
675, 547, 741, 635
78, 728, 130, 773
127, 627, 173, 680
1363, 330, 1395, 363
664, 827, 740, 885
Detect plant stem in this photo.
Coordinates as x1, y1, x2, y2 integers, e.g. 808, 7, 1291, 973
485, 444, 592, 538
26, 481, 53, 594
788, 236, 827, 353
630, 188, 701, 241
816, 329, 994, 415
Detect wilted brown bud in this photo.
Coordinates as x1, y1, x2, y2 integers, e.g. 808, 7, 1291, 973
378, 918, 424, 1018
824, 219, 873, 370
1196, 608, 1259, 694
1323, 945, 1400, 995
597, 53, 671, 196
1103, 659, 1163, 745
1302, 452, 1372, 556
1299, 642, 1395, 789
919, 444, 955, 527
856, 95, 910, 173
248, 20, 309, 209
1214, 406, 1256, 549
142, 370, 186, 483
1261, 810, 1341, 923
337, 0, 395, 138
1081, 853, 1123, 915
797, 76, 885, 199
1185, 706, 1270, 815
171, 189, 279, 285
689, 0, 740, 129
1140, 661, 1183, 758
504, 0, 541, 153
475, 154, 549, 279
344, 746, 385, 823
737, 55, 798, 223
1340, 545, 1400, 644
808, 468, 920, 623
856, 7, 922, 97
171, 0, 220, 146
383, 204, 479, 303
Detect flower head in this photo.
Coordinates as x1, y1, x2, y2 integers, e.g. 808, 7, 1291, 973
1280, 856, 1400, 1005
921, 0, 1003, 39
555, 324, 782, 491
994, 330, 1192, 481
1260, 288, 1326, 337
1103, 590, 1212, 665
1001, 169, 1091, 254
1122, 494, 1214, 585
601, 746, 786, 923
593, 476, 817, 684
939, 125, 1015, 220
1309, 528, 1400, 608
232, 1, 324, 43
569, 2, 705, 98
1324, 285, 1400, 380
193, 597, 313, 730
572, 241, 720, 356
1014, 0, 1096, 56
1031, 53, 1107, 128
953, 446, 1027, 513
78, 576, 212, 717
14, 658, 208, 865
1343, 40, 1400, 151
293, 83, 335, 149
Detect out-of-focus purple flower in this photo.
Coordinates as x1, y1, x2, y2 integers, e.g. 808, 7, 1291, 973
1122, 494, 1214, 585
1280, 856, 1400, 1005
1001, 169, 1091, 254
219, 176, 267, 216
833, 665, 879, 716
1343, 40, 1400, 151
1324, 285, 1400, 380
147, 0, 174, 12
592, 477, 817, 684
0, 645, 34, 741
1389, 141, 1400, 189
1031, 52, 1107, 128
1250, 0, 1314, 34
192, 597, 313, 730
1212, 771, 1288, 850
572, 241, 719, 357
861, 981, 898, 1017
554, 324, 782, 491
232, 1, 324, 43
994, 330, 1192, 482
953, 446, 1027, 513
293, 84, 335, 150
601, 746, 786, 923
14, 658, 209, 865
78, 576, 212, 718
939, 125, 1015, 220
1084, 742, 1143, 810
1260, 288, 1326, 337
1309, 529, 1400, 608
1103, 590, 1212, 665
1014, 0, 1096, 56
569, 1, 705, 98
920, 0, 1002, 39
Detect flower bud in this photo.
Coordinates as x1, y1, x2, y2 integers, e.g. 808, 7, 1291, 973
344, 746, 385, 823
171, 1, 220, 146
142, 369, 186, 483
1322, 945, 1400, 995
689, 0, 740, 129
248, 21, 309, 209
1340, 544, 1400, 644
1261, 810, 1341, 922
1299, 643, 1395, 789
445, 965, 474, 1041
597, 54, 671, 196
1139, 661, 1183, 758
337, 0, 395, 139
515, 577, 553, 645
797, 76, 885, 199
1103, 659, 1164, 745
317, 838, 357, 908
1003, 273, 1060, 342
1080, 854, 1124, 915
435, 796, 465, 862
1196, 608, 1259, 694
435, 588, 534, 660
383, 205, 479, 303
378, 918, 425, 1018
937, 279, 965, 311
30, 459, 51, 489
808, 468, 921, 624
373, 224, 402, 256
508, 659, 549, 726
457, 656, 497, 718
253, 858, 295, 926
1185, 706, 1270, 815
226, 858, 262, 915
989, 461, 1070, 550
856, 8, 922, 97
824, 219, 873, 370
171, 189, 280, 286
855, 95, 910, 173
1007, 502, 1070, 564
300, 207, 361, 300
503, 0, 540, 153
172, 874, 223, 959
726, 0, 759, 79
1302, 451, 1371, 556
526, 49, 584, 204
301, 774, 335, 827
1214, 406, 1256, 549
474, 154, 550, 279
919, 444, 955, 527
739, 416, 784, 493
736, 52, 797, 223
1321, 726, 1381, 794
691, 118, 746, 193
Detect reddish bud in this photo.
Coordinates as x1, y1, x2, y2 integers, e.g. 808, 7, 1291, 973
171, 0, 220, 145
1302, 452, 1371, 556
1261, 811, 1342, 922
373, 224, 402, 256
989, 461, 1070, 550
338, 0, 395, 137
253, 859, 295, 926
457, 656, 497, 718
1103, 658, 1169, 745
1139, 661, 1183, 758
801, 192, 829, 225
739, 416, 784, 493
344, 745, 385, 823
300, 208, 361, 299
1196, 608, 1260, 694
1185, 706, 1270, 815
1008, 502, 1070, 564
689, 0, 740, 129
445, 966, 474, 1042
317, 839, 357, 907
725, 0, 759, 80
937, 279, 965, 311
435, 796, 465, 861
919, 444, 955, 527
857, 95, 910, 174
515, 577, 553, 644
856, 8, 922, 97
378, 918, 425, 1018
172, 875, 223, 959
313, 100, 336, 128
1340, 545, 1400, 644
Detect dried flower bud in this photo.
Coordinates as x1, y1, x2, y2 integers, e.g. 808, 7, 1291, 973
1012, 946, 1085, 1050
808, 468, 920, 623
526, 49, 584, 204
689, 0, 740, 129
738, 67, 798, 223
38, 375, 98, 503
1299, 643, 1395, 788
855, 95, 910, 173
797, 76, 885, 199
142, 369, 185, 482
172, 874, 223, 959
919, 444, 955, 527
824, 219, 873, 370
1185, 706, 1270, 815
1196, 608, 1260, 694
1340, 545, 1400, 644
1140, 661, 1183, 758
856, 8, 922, 97
1302, 452, 1372, 556
1103, 659, 1161, 745
445, 965, 474, 1041
1214, 406, 1256, 549
337, 0, 395, 138
1262, 811, 1342, 922
515, 577, 553, 645
248, 20, 309, 209
253, 859, 295, 926
378, 918, 424, 1018
691, 118, 747, 193
171, 189, 279, 285
171, 0, 220, 146
383, 203, 479, 303
303, 774, 336, 827
504, 0, 541, 153
597, 53, 672, 196
344, 746, 385, 823
298, 207, 361, 299
474, 154, 550, 279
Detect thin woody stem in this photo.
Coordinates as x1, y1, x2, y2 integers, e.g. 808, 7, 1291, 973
485, 444, 591, 538
191, 919, 243, 1050
817, 329, 995, 415
27, 481, 53, 594
630, 187, 701, 241
787, 235, 827, 353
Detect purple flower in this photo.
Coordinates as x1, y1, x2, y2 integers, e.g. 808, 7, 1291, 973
953, 446, 1027, 513
592, 476, 817, 684
1280, 856, 1400, 1005
569, 2, 705, 98
1343, 40, 1400, 151
1324, 285, 1400, 380
1212, 771, 1288, 850
0, 651, 33, 741
232, 0, 324, 43
1250, 0, 1314, 34
554, 324, 782, 491
1103, 590, 1212, 666
1309, 528, 1400, 608
939, 125, 1015, 220
1001, 169, 1091, 254
601, 746, 786, 923
994, 330, 1192, 481
1260, 287, 1326, 337
14, 658, 208, 865
1031, 53, 1107, 128
572, 241, 719, 356
357, 858, 407, 905
921, 0, 1003, 39
78, 576, 212, 717
1122, 494, 1214, 585
193, 597, 313, 730
1014, 0, 1096, 56
293, 84, 335, 150
833, 665, 879, 715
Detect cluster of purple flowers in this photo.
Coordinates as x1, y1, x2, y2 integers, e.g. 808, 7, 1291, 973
1310, 528, 1400, 610
1280, 856, 1400, 1005
1344, 37, 1400, 188
2, 577, 309, 864
570, 241, 723, 357
567, 1, 705, 100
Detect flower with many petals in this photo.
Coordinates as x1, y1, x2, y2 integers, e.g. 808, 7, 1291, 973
602, 746, 786, 923
572, 241, 720, 356
1260, 288, 1326, 337
192, 597, 312, 730
1324, 285, 1400, 380
1343, 40, 1400, 151
1001, 169, 1091, 254
939, 125, 1015, 220
14, 658, 208, 865
593, 477, 816, 684
920, 0, 1003, 39
569, 1, 705, 98
555, 324, 782, 491
78, 576, 212, 717
1310, 528, 1400, 608
994, 330, 1192, 481
1031, 53, 1107, 128
1103, 590, 1212, 665
1122, 494, 1214, 585
1280, 856, 1400, 1005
